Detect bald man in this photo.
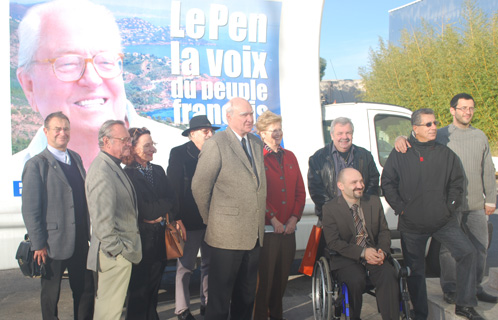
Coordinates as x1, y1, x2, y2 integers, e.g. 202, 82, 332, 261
323, 168, 399, 320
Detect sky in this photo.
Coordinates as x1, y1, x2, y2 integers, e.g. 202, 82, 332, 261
7, 0, 409, 81
320, 0, 409, 80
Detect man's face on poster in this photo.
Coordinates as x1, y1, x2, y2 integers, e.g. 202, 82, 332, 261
17, 11, 127, 135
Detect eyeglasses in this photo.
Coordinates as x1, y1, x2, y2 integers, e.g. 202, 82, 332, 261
455, 107, 475, 113
35, 52, 124, 82
266, 129, 283, 135
110, 136, 131, 143
416, 121, 439, 127
49, 127, 70, 133
132, 127, 150, 137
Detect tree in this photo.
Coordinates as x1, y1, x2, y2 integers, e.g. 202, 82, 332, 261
320, 57, 327, 80
360, 0, 498, 154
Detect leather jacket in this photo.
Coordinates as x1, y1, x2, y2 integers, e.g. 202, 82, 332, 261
308, 143, 380, 219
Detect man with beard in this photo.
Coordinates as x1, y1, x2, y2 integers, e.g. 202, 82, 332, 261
395, 94, 497, 306
323, 168, 399, 320
308, 117, 380, 220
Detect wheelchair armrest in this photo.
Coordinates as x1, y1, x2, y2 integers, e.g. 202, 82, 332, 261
323, 247, 339, 260
386, 253, 411, 279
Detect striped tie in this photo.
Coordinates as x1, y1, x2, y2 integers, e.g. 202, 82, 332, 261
352, 204, 367, 248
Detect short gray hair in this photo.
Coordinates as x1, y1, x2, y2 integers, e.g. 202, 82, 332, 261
98, 120, 125, 149
411, 108, 434, 126
331, 117, 354, 135
17, 0, 122, 72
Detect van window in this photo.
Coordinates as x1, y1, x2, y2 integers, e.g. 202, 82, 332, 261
374, 114, 412, 166
322, 120, 333, 145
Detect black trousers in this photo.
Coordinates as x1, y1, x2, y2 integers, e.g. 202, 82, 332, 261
205, 242, 261, 320
41, 239, 94, 320
336, 262, 399, 320
126, 222, 166, 320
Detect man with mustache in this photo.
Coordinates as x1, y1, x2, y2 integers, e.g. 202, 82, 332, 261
382, 108, 482, 320
394, 93, 497, 306
308, 117, 380, 220
322, 167, 399, 320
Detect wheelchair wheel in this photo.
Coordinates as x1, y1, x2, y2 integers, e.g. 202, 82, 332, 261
312, 256, 333, 320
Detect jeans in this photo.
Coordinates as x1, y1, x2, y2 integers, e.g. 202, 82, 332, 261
401, 215, 477, 320
440, 209, 488, 295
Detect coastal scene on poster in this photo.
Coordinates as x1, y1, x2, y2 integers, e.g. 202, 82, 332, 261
10, 0, 282, 155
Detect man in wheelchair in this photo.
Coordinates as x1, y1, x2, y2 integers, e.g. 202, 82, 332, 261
322, 168, 400, 320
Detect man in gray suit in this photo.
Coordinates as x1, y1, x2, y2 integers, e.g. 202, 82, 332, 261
86, 120, 142, 320
192, 97, 267, 320
22, 111, 94, 320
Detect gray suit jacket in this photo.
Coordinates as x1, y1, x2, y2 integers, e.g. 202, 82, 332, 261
21, 148, 89, 260
85, 152, 141, 271
192, 127, 267, 250
322, 194, 391, 271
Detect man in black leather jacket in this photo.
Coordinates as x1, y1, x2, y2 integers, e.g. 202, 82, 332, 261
308, 117, 379, 219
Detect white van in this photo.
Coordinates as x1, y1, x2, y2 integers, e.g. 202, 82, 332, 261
295, 102, 413, 261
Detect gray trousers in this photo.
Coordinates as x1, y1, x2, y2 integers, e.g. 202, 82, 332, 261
175, 229, 210, 314
440, 209, 488, 294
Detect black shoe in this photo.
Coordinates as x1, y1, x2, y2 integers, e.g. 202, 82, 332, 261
455, 305, 485, 320
200, 305, 206, 316
178, 309, 196, 320
477, 291, 498, 303
443, 292, 456, 304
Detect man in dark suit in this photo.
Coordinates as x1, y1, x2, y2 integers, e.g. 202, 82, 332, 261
323, 168, 399, 320
86, 120, 142, 320
22, 111, 94, 320
168, 115, 219, 320
192, 97, 267, 320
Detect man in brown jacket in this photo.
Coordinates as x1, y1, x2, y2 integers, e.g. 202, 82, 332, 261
192, 97, 267, 320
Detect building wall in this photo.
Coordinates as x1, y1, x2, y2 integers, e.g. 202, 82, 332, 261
389, 0, 498, 45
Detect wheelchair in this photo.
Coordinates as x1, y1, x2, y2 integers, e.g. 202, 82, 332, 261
311, 247, 412, 320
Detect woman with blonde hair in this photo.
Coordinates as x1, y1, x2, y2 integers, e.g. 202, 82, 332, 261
253, 111, 306, 320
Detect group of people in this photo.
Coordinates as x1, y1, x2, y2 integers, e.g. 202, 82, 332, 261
15, 1, 497, 320
316, 94, 496, 320
22, 99, 305, 320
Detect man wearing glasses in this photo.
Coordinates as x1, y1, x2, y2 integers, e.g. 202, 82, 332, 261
86, 120, 142, 320
382, 108, 484, 320
22, 112, 94, 320
14, 0, 185, 171
395, 94, 497, 309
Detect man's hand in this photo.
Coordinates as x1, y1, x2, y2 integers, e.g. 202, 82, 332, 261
485, 205, 496, 216
33, 247, 48, 265
271, 217, 285, 234
394, 136, 411, 153
284, 216, 298, 235
364, 248, 385, 265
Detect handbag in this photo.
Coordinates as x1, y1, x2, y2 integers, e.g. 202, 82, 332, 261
164, 214, 185, 259
298, 225, 323, 276
15, 234, 45, 278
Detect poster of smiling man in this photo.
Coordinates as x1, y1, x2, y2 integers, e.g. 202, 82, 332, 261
2, 0, 323, 270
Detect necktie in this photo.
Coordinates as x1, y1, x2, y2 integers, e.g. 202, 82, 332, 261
351, 204, 367, 248
241, 137, 252, 165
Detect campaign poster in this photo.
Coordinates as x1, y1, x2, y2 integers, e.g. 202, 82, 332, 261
9, 0, 281, 187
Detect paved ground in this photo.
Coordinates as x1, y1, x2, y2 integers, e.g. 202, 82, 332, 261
1, 214, 497, 320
